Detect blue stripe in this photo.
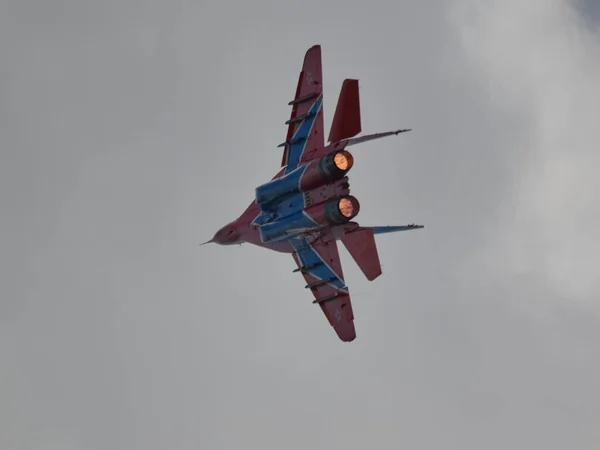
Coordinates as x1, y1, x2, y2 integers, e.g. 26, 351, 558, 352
290, 237, 347, 291
252, 210, 272, 226
258, 211, 318, 243
284, 95, 323, 174
255, 164, 308, 207
252, 95, 323, 236
274, 192, 306, 218
253, 184, 308, 226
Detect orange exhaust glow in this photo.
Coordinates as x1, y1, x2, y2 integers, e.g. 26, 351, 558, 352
338, 197, 355, 218
333, 151, 354, 171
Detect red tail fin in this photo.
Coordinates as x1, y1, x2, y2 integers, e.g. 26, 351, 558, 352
340, 227, 382, 281
328, 79, 362, 143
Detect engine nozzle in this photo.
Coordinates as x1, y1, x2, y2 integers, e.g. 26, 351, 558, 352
324, 195, 360, 225
320, 150, 354, 179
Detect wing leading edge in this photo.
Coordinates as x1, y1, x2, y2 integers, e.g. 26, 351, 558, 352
280, 45, 325, 174
290, 236, 356, 342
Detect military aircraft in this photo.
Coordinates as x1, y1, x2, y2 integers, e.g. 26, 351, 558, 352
203, 45, 423, 342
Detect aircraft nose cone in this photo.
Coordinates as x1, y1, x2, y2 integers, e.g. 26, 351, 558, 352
209, 222, 241, 245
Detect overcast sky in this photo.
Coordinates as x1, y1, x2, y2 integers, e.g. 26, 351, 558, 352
2, 0, 600, 449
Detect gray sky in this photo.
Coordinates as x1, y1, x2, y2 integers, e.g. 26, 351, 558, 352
2, 0, 600, 449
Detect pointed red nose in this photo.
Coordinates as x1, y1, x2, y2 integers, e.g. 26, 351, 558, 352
211, 222, 241, 245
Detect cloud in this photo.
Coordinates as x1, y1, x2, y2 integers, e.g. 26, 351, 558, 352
2, 0, 600, 449
452, 0, 600, 305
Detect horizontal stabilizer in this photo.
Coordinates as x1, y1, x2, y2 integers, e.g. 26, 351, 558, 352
342, 129, 411, 147
370, 224, 424, 235
328, 79, 361, 143
341, 227, 382, 281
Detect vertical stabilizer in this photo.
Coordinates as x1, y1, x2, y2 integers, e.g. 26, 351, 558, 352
328, 79, 362, 143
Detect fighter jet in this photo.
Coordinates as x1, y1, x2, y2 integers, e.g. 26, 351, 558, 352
204, 45, 423, 342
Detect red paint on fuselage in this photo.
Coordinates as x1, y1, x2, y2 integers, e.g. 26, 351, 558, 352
209, 165, 356, 253
210, 215, 294, 253
209, 190, 295, 253
209, 167, 295, 252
